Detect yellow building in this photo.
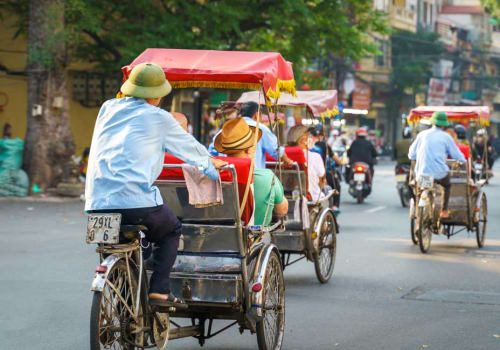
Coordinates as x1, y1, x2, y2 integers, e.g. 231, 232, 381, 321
0, 17, 106, 156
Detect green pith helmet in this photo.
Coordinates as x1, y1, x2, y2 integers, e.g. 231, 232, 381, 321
429, 111, 449, 127
120, 62, 172, 99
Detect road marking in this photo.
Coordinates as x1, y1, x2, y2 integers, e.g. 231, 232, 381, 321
365, 206, 386, 213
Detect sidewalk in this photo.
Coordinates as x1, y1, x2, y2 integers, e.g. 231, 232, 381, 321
0, 195, 81, 203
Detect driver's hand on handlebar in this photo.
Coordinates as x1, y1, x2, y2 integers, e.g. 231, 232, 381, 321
203, 160, 222, 180
211, 157, 228, 169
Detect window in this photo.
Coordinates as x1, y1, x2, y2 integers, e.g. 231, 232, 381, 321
71, 71, 122, 108
375, 40, 388, 68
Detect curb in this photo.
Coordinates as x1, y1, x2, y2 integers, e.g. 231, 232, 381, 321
0, 196, 82, 203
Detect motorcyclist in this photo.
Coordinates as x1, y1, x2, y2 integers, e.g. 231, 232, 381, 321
394, 127, 412, 166
347, 127, 377, 179
473, 129, 495, 175
454, 124, 470, 148
85, 62, 226, 307
408, 112, 465, 219
310, 125, 343, 212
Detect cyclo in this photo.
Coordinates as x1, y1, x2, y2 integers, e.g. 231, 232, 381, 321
407, 106, 489, 254
86, 48, 297, 350
237, 90, 340, 283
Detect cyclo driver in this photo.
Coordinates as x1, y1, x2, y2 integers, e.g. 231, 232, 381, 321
85, 62, 226, 307
408, 111, 465, 219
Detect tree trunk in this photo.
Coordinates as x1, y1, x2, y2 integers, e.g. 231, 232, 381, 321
24, 0, 75, 191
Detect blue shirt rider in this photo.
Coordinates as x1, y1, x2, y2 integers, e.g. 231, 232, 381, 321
408, 111, 465, 218
85, 62, 226, 306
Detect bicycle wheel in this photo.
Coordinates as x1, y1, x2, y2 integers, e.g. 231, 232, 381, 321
90, 260, 144, 350
417, 206, 432, 253
410, 199, 418, 245
314, 211, 337, 284
475, 195, 487, 248
256, 251, 285, 350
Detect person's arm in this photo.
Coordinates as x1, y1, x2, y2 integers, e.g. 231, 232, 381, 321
445, 134, 466, 163
408, 137, 419, 161
162, 111, 220, 178
260, 126, 282, 159
272, 176, 288, 215
370, 143, 377, 158
332, 153, 343, 165
207, 139, 221, 157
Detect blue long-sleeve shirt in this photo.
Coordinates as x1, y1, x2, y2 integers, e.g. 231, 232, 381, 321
208, 116, 284, 169
408, 126, 466, 180
85, 97, 212, 211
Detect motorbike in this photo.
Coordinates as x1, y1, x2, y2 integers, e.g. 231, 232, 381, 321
395, 163, 411, 207
347, 162, 372, 204
473, 157, 487, 182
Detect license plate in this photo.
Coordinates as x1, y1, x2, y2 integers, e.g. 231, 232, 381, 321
418, 174, 434, 189
354, 173, 365, 181
86, 214, 121, 244
395, 174, 406, 182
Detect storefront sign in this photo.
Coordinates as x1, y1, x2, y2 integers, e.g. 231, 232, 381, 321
352, 80, 371, 110
427, 78, 446, 105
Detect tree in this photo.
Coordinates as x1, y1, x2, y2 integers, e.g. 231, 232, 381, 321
12, 1, 74, 191
389, 30, 445, 128
0, 0, 389, 188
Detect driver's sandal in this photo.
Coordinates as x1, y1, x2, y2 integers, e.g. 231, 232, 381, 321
149, 294, 188, 309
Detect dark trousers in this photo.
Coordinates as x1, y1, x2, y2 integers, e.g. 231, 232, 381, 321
436, 175, 451, 211
94, 205, 181, 294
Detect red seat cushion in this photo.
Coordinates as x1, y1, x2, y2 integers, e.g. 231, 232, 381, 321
159, 154, 253, 184
158, 153, 254, 225
284, 146, 306, 165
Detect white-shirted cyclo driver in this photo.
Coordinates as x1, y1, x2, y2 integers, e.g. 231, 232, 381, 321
85, 63, 226, 306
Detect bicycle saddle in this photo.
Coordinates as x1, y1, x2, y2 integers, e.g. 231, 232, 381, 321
120, 225, 148, 232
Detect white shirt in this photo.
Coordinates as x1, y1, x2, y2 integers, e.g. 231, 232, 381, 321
305, 150, 326, 202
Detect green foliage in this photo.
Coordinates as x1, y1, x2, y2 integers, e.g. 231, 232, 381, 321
482, 0, 500, 19
1, 0, 389, 83
390, 30, 445, 96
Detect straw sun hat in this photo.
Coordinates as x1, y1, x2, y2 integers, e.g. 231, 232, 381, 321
214, 118, 262, 154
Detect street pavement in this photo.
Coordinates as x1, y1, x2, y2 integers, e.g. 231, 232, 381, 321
0, 161, 499, 350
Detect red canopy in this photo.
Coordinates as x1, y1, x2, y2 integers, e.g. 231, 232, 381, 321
237, 90, 338, 118
408, 106, 490, 126
122, 48, 296, 99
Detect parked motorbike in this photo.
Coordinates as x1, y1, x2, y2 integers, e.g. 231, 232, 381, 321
395, 163, 411, 207
348, 162, 372, 204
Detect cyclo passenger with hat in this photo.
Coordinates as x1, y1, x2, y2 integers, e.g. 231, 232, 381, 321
408, 111, 465, 219
85, 62, 226, 306
287, 125, 327, 203
214, 117, 289, 226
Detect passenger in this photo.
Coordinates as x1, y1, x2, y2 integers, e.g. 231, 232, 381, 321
287, 125, 326, 202
209, 101, 292, 168
85, 62, 226, 307
445, 128, 470, 160
214, 117, 289, 226
170, 112, 189, 132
